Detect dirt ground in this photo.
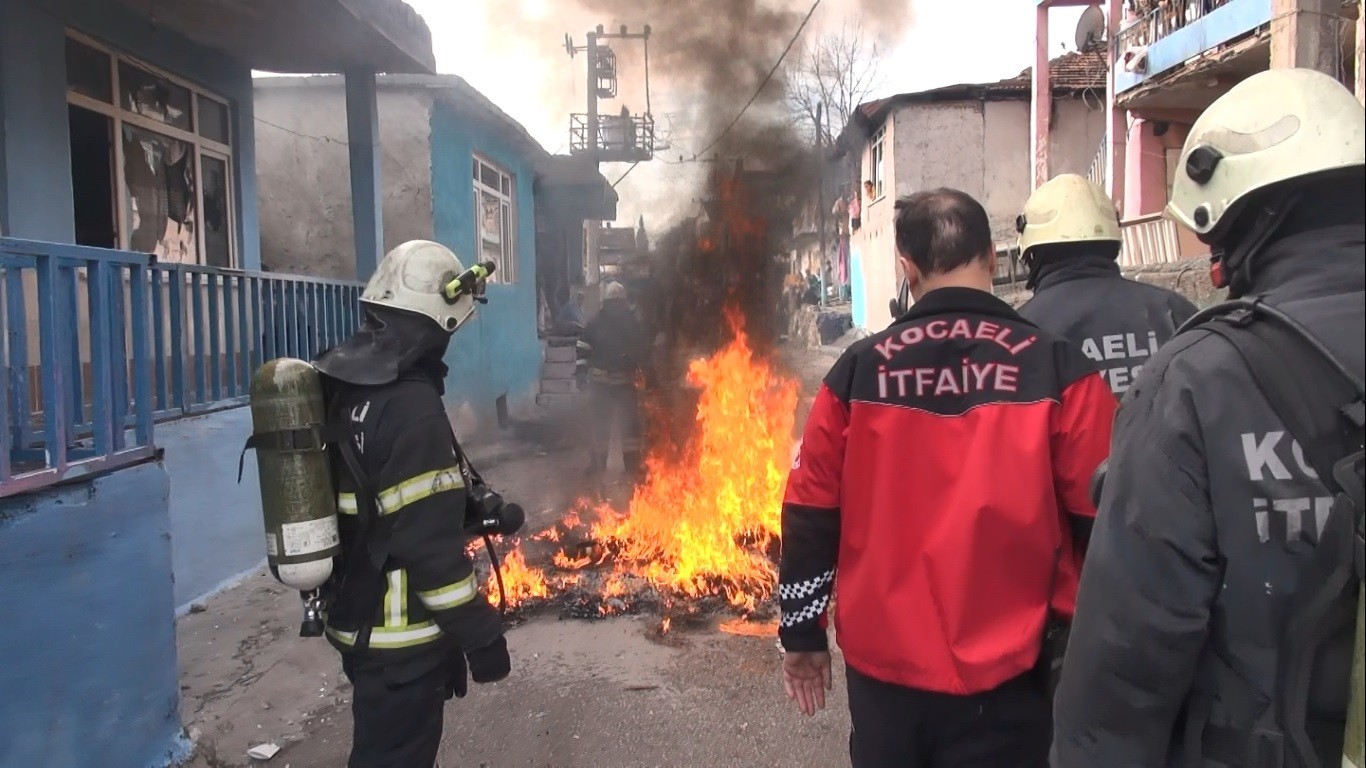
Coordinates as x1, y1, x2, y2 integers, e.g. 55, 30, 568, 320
177, 344, 848, 768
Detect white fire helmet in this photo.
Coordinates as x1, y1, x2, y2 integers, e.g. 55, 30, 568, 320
602, 281, 627, 302
1017, 173, 1121, 256
1166, 68, 1366, 244
361, 240, 477, 333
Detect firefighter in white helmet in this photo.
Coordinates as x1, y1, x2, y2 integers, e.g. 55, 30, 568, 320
1017, 173, 1197, 397
313, 240, 512, 768
1054, 68, 1365, 767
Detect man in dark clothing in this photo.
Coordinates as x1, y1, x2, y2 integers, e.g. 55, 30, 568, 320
581, 281, 651, 479
313, 240, 511, 768
1054, 68, 1366, 767
779, 189, 1116, 768
1017, 173, 1198, 396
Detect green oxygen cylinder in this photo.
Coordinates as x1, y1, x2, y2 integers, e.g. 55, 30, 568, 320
248, 358, 340, 593
1346, 589, 1364, 768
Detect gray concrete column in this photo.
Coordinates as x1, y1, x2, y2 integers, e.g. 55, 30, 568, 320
1270, 0, 1341, 75
345, 70, 383, 281
1356, 0, 1364, 103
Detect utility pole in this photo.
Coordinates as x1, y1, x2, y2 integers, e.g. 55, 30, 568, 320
565, 25, 655, 293
815, 102, 827, 309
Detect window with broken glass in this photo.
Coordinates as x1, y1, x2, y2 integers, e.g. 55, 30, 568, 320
472, 156, 517, 283
63, 32, 236, 268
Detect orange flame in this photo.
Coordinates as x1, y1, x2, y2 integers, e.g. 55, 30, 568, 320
490, 541, 549, 607
589, 310, 798, 611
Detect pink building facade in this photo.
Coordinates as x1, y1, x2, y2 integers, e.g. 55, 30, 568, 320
1032, 0, 1364, 264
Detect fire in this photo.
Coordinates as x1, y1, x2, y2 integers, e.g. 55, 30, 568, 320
588, 310, 799, 612
479, 167, 801, 624
492, 541, 549, 608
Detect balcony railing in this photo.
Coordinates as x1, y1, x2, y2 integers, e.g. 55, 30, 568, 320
568, 112, 656, 163
1, 238, 362, 497
1118, 213, 1184, 267
1115, 0, 1272, 93
1118, 0, 1232, 50
1087, 135, 1108, 191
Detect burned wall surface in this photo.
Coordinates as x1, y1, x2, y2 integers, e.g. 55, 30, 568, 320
254, 80, 435, 279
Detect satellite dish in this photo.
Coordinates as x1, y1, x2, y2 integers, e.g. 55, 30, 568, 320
1075, 5, 1106, 52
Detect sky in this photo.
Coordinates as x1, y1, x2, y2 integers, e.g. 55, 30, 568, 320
381, 0, 1090, 228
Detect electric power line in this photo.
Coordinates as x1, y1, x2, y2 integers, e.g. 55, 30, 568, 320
612, 161, 641, 187
690, 0, 823, 160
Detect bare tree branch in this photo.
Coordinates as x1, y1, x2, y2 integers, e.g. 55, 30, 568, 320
784, 19, 885, 145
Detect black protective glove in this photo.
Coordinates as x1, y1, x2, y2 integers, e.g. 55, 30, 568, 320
467, 635, 511, 683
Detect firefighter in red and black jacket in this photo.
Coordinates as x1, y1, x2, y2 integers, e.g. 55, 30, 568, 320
778, 189, 1116, 768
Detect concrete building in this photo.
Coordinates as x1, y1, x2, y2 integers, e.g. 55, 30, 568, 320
837, 52, 1108, 330
254, 75, 614, 428
1031, 0, 1363, 267
0, 1, 434, 765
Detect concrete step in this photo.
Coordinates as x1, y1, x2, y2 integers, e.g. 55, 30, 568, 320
544, 335, 580, 347
541, 361, 577, 379
545, 345, 578, 363
536, 392, 584, 408
540, 378, 578, 395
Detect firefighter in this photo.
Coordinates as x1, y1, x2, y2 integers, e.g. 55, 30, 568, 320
779, 189, 1116, 767
1017, 173, 1198, 396
580, 281, 650, 481
1053, 68, 1365, 767
312, 240, 511, 768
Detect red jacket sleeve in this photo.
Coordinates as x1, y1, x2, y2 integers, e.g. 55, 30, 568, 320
1049, 371, 1117, 620
778, 382, 849, 652
1052, 372, 1117, 524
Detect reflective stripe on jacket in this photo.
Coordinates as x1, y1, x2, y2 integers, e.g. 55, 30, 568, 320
323, 373, 502, 663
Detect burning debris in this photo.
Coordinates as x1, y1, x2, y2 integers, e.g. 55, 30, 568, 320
479, 305, 798, 629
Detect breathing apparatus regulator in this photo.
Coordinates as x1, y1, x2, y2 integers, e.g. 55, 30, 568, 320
240, 242, 522, 638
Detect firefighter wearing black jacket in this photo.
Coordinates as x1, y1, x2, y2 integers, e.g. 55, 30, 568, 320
779, 189, 1116, 767
581, 281, 651, 479
1017, 173, 1197, 396
1054, 69, 1366, 767
313, 241, 510, 768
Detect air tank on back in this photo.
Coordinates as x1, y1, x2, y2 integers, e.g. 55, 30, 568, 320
248, 358, 340, 595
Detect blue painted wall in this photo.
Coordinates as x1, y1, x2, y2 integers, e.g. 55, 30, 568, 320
430, 98, 542, 419
0, 461, 189, 768
0, 0, 261, 267
1116, 0, 1272, 93
160, 408, 263, 610
850, 246, 868, 329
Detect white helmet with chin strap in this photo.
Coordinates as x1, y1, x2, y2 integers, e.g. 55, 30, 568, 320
1165, 68, 1365, 286
361, 240, 481, 333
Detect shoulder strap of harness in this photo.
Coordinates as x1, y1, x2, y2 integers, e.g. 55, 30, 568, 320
1180, 296, 1366, 768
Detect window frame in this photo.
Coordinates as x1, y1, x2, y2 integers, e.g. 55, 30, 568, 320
471, 155, 517, 284
64, 30, 237, 268
870, 124, 887, 202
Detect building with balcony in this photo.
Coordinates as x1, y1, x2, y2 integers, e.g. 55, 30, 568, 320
253, 75, 615, 431
836, 51, 1108, 330
0, 1, 435, 765
1032, 0, 1363, 269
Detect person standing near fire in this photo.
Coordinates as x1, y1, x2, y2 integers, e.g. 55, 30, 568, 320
778, 189, 1116, 767
1016, 173, 1197, 397
581, 281, 651, 483
311, 240, 511, 768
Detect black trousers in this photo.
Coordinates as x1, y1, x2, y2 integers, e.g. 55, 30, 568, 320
846, 665, 1051, 768
343, 657, 452, 768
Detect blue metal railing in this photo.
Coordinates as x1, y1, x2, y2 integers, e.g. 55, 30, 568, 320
1, 238, 363, 497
